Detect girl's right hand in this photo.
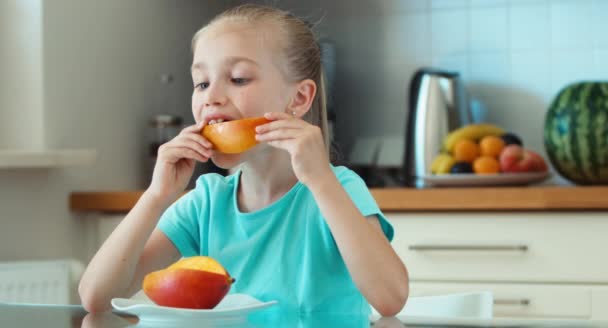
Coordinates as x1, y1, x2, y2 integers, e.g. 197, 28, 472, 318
148, 121, 214, 203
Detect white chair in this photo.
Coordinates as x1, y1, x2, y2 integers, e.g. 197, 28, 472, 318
370, 291, 494, 320
0, 259, 84, 305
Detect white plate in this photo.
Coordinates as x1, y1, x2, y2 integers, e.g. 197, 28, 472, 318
422, 171, 550, 187
111, 293, 277, 324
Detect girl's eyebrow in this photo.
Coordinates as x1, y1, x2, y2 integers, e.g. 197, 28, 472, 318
191, 56, 259, 72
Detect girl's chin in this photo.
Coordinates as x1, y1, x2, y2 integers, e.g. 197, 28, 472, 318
210, 153, 243, 170
209, 144, 269, 170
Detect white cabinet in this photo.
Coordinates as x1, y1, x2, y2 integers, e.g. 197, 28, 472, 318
387, 212, 608, 319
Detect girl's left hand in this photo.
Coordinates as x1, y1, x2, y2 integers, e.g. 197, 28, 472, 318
255, 111, 333, 187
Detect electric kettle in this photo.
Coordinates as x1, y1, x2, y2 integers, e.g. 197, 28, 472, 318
404, 68, 472, 188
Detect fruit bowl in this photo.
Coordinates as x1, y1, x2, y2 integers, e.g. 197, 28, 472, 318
423, 171, 551, 187
430, 124, 550, 186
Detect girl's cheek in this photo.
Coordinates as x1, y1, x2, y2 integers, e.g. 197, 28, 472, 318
237, 88, 264, 116
192, 94, 204, 116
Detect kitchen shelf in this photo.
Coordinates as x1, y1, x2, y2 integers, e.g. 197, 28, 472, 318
0, 149, 97, 168
70, 186, 608, 213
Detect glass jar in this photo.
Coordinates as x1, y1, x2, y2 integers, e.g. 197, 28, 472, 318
148, 114, 182, 157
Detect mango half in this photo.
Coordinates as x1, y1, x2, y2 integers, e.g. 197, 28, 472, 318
143, 256, 235, 309
201, 117, 270, 154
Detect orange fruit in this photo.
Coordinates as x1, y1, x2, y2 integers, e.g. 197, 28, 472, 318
473, 156, 501, 174
202, 117, 270, 154
453, 139, 480, 163
479, 136, 505, 158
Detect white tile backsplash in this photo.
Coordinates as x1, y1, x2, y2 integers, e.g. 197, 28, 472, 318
593, 49, 608, 80
470, 53, 510, 84
432, 55, 470, 81
426, 0, 606, 138
592, 0, 608, 48
550, 0, 592, 49
322, 0, 608, 164
509, 4, 549, 50
510, 51, 550, 101
550, 50, 595, 95
431, 9, 469, 55
470, 7, 508, 51
470, 0, 507, 8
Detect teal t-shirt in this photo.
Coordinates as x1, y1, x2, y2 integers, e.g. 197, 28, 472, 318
157, 165, 394, 314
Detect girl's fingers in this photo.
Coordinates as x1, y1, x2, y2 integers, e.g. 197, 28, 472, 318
256, 117, 303, 134
255, 128, 300, 142
182, 133, 213, 149
162, 146, 209, 163
175, 137, 213, 158
160, 137, 213, 161
182, 121, 206, 133
264, 111, 293, 121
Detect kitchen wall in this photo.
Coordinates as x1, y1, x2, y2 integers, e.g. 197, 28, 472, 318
0, 0, 231, 262
264, 0, 608, 174
0, 1, 44, 150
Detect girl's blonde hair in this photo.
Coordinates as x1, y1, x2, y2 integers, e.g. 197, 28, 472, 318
191, 4, 330, 155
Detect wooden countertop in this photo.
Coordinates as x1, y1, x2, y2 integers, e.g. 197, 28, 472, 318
70, 186, 608, 213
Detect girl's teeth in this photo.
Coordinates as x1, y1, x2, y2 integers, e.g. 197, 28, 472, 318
207, 118, 228, 125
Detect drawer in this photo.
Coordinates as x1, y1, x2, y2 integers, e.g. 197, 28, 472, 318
410, 282, 592, 319
388, 213, 608, 283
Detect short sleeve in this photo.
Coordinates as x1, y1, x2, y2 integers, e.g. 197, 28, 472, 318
157, 189, 204, 257
337, 168, 394, 242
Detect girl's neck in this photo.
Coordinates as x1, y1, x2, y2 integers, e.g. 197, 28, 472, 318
236, 148, 298, 213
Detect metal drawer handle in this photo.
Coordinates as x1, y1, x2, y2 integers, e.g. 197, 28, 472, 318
494, 298, 531, 306
408, 244, 529, 252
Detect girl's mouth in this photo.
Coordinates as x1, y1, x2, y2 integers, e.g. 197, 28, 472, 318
207, 118, 231, 125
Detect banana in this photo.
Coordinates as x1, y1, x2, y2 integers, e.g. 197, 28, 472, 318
443, 123, 505, 153
431, 153, 456, 174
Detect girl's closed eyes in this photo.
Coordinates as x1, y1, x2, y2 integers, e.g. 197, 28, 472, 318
231, 77, 250, 85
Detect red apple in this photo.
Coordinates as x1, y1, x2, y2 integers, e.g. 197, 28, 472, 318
499, 145, 548, 173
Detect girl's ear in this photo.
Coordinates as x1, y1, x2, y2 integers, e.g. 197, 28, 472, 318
287, 79, 316, 117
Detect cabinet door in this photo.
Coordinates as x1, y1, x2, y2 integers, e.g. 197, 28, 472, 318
591, 287, 608, 320
388, 212, 608, 283
411, 282, 592, 319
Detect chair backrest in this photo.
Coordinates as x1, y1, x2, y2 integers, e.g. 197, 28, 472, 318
0, 259, 84, 305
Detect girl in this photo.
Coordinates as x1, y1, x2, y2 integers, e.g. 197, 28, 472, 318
79, 4, 409, 316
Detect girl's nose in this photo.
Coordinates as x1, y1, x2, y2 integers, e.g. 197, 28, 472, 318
204, 83, 227, 107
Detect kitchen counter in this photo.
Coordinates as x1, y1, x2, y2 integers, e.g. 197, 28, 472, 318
70, 186, 608, 213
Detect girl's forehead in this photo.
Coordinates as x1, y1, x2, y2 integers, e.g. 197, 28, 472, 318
194, 20, 285, 66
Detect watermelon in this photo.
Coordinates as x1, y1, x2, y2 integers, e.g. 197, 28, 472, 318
544, 82, 608, 185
